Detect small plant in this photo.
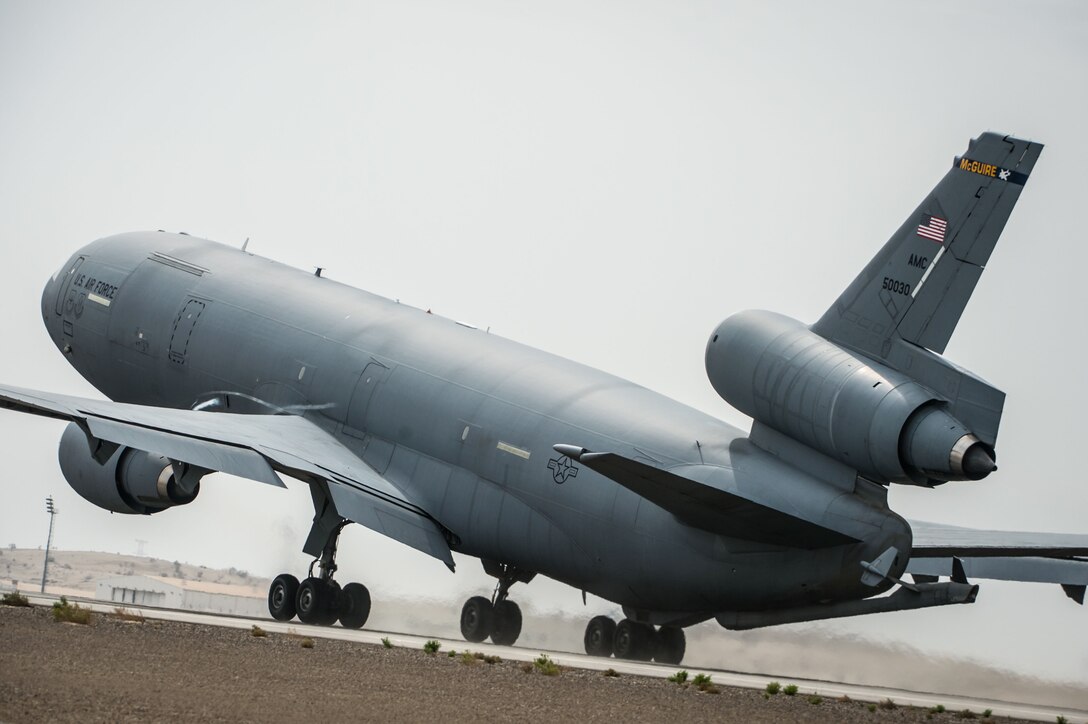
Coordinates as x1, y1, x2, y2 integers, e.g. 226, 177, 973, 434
52, 597, 91, 624
930, 705, 946, 714
447, 650, 456, 658
479, 653, 501, 664
692, 673, 716, 693
982, 710, 992, 718
837, 695, 852, 703
300, 637, 314, 649
250, 625, 268, 637
808, 695, 823, 705
1056, 716, 1068, 724
460, 651, 478, 665
879, 698, 897, 710
381, 637, 392, 649
765, 681, 781, 695
519, 662, 533, 674
603, 668, 619, 677
867, 704, 877, 713
423, 639, 441, 654
533, 653, 560, 676
113, 607, 144, 622
783, 684, 798, 696
667, 670, 689, 684
1, 591, 30, 607
959, 710, 976, 720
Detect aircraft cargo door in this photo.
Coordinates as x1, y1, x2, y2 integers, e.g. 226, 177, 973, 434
344, 362, 388, 437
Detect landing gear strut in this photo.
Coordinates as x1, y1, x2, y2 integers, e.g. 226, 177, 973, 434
267, 482, 371, 629
582, 616, 686, 664
459, 561, 534, 646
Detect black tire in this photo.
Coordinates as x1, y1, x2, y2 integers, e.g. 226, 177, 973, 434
460, 596, 494, 643
614, 619, 656, 661
296, 577, 337, 626
339, 582, 371, 629
654, 626, 686, 665
490, 600, 522, 646
268, 574, 299, 621
583, 615, 616, 657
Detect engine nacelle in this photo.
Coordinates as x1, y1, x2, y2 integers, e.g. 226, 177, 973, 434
58, 422, 201, 514
705, 310, 996, 486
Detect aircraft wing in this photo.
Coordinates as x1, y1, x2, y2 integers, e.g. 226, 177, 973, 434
907, 520, 1088, 604
0, 384, 454, 568
553, 444, 858, 549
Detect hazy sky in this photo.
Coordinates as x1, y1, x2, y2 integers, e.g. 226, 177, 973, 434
1, 1, 1086, 684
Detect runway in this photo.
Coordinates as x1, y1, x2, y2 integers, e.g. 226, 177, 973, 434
19, 592, 1085, 724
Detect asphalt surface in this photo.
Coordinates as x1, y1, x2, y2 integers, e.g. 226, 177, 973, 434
1, 596, 1082, 724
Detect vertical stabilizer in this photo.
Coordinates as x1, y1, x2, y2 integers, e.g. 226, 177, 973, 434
812, 133, 1042, 359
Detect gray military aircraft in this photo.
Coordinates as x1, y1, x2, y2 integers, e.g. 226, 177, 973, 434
2, 132, 1085, 664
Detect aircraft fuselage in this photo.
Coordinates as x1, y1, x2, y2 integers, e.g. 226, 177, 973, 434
41, 231, 909, 621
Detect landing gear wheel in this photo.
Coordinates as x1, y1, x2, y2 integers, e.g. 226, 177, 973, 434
460, 596, 494, 643
613, 620, 656, 661
268, 574, 299, 621
319, 580, 342, 626
654, 626, 686, 665
296, 577, 338, 626
584, 615, 616, 657
490, 600, 522, 646
339, 582, 371, 629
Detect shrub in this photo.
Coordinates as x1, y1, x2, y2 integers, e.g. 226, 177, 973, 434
603, 668, 619, 678
765, 681, 781, 695
1056, 716, 1068, 724
808, 695, 823, 705
931, 705, 946, 714
447, 650, 456, 658
692, 673, 716, 693
300, 637, 314, 649
867, 704, 877, 713
250, 625, 267, 637
533, 653, 560, 676
982, 710, 992, 718
783, 684, 798, 696
667, 670, 689, 684
113, 607, 144, 622
959, 710, 976, 719
460, 651, 478, 665
1, 591, 30, 607
52, 597, 91, 624
423, 640, 441, 654
479, 653, 501, 664
879, 698, 897, 710
381, 637, 392, 649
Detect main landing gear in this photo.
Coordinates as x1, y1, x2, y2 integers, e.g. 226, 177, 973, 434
267, 484, 372, 629
459, 561, 535, 646
583, 616, 686, 664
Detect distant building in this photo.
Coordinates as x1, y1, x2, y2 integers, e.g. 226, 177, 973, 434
95, 574, 267, 618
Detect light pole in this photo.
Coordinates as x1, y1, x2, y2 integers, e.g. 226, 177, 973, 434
41, 496, 57, 593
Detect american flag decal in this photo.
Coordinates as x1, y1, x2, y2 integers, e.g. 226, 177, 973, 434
916, 214, 947, 243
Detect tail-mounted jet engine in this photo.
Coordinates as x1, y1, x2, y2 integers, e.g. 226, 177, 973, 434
705, 310, 997, 486
58, 422, 204, 514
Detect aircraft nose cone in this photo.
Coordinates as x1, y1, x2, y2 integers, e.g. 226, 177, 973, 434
962, 444, 997, 480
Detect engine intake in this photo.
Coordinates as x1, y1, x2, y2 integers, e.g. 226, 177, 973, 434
705, 310, 996, 486
58, 422, 201, 514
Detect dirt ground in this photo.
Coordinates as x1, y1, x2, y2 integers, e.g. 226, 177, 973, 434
0, 604, 1036, 724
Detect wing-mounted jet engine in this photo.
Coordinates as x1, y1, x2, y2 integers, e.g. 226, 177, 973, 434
57, 422, 203, 514
706, 132, 1042, 487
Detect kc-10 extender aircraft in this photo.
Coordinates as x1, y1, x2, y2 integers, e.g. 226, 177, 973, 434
2, 132, 1086, 665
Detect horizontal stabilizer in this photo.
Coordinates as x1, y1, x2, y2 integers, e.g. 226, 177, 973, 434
553, 444, 857, 549
908, 520, 1088, 605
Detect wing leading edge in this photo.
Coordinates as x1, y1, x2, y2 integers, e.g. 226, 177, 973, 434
0, 384, 454, 568
553, 444, 858, 549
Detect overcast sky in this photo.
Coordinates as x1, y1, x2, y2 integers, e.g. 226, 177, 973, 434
1, 0, 1086, 684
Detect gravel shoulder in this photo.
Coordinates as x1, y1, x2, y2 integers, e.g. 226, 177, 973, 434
0, 604, 1035, 724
